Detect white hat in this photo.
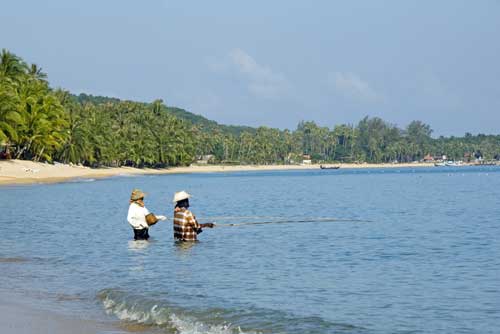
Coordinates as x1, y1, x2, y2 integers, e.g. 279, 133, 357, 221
173, 190, 191, 203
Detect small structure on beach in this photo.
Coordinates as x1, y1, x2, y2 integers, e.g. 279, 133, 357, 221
196, 155, 214, 164
423, 154, 434, 162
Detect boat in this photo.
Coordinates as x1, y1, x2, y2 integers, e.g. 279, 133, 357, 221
320, 165, 340, 170
435, 161, 465, 167
475, 161, 498, 166
445, 161, 463, 167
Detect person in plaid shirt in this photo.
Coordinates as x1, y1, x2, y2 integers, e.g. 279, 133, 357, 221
173, 191, 214, 241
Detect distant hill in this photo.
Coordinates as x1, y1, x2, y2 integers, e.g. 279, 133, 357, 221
74, 93, 255, 136
74, 93, 122, 105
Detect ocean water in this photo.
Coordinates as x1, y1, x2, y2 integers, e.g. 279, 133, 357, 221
1, 166, 499, 334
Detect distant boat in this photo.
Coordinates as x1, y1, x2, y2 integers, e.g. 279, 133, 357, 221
475, 161, 498, 166
445, 161, 463, 167
320, 165, 340, 170
435, 161, 464, 167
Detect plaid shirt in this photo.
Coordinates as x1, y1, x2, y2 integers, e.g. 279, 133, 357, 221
173, 208, 200, 241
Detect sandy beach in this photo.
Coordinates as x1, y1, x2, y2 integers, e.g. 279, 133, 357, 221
0, 159, 437, 185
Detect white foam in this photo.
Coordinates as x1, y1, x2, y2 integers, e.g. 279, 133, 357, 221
103, 298, 153, 323
101, 293, 258, 334
69, 178, 96, 183
170, 313, 246, 334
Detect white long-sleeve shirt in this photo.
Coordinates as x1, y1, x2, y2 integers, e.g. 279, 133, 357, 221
127, 202, 151, 229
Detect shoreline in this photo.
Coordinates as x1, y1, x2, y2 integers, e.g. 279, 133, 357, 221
0, 159, 488, 186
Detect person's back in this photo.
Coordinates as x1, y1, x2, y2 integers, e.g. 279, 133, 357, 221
172, 191, 214, 242
173, 207, 200, 241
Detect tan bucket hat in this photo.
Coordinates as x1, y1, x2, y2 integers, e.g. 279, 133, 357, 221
172, 190, 191, 203
130, 188, 146, 201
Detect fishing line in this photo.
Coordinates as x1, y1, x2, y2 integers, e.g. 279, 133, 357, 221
195, 215, 301, 220
162, 216, 371, 226
214, 218, 371, 227
195, 216, 362, 221
161, 215, 371, 225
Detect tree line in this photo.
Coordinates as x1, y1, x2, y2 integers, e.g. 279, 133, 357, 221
1, 49, 499, 167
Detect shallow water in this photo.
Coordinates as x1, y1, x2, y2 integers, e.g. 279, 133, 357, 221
1, 166, 499, 333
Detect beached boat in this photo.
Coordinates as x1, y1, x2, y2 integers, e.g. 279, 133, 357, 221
445, 161, 463, 167
435, 161, 464, 167
475, 161, 498, 166
320, 165, 340, 170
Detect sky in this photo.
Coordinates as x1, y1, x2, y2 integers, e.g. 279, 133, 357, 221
1, 0, 499, 136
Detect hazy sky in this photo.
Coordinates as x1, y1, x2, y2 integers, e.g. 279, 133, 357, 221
2, 0, 499, 136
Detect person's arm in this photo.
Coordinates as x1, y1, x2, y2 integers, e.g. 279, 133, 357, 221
190, 213, 214, 229
145, 213, 158, 226
142, 206, 166, 226
186, 212, 204, 233
188, 212, 200, 229
145, 213, 167, 226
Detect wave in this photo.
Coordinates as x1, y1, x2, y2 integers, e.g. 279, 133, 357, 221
99, 289, 249, 334
69, 178, 96, 183
113, 173, 139, 178
97, 289, 367, 334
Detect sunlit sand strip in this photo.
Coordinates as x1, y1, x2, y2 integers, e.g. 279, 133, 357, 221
1, 159, 439, 186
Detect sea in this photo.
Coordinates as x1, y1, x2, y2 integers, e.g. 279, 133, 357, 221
1, 166, 499, 334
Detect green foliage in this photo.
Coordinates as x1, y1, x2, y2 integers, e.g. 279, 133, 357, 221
1, 50, 67, 161
75, 93, 255, 137
1, 50, 499, 167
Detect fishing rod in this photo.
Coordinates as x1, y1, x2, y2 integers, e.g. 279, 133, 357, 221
214, 217, 371, 227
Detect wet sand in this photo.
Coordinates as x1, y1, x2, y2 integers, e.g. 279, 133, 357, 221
0, 296, 111, 334
0, 159, 436, 186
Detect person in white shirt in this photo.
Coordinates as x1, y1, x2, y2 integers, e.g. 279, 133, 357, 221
127, 189, 166, 240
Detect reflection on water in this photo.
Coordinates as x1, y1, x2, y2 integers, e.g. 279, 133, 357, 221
127, 240, 150, 252
174, 241, 197, 252
127, 240, 151, 272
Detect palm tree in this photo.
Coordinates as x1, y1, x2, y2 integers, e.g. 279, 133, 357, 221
14, 79, 68, 161
57, 100, 92, 164
0, 49, 28, 80
0, 79, 21, 143
28, 63, 48, 82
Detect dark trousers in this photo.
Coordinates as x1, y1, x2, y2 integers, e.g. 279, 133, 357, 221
133, 228, 150, 240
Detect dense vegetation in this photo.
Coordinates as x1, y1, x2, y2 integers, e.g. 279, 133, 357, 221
1, 49, 499, 167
